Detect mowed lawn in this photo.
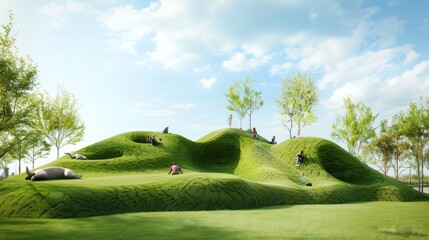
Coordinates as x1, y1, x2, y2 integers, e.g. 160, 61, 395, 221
1, 201, 428, 240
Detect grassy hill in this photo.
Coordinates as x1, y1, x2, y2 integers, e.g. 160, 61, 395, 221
0, 129, 427, 218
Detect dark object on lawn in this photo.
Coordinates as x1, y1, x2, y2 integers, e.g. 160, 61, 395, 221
306, 183, 312, 186
151, 135, 163, 146
162, 127, 170, 134
65, 152, 87, 160
25, 166, 82, 181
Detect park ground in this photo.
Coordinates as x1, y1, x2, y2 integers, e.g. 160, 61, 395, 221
1, 201, 429, 240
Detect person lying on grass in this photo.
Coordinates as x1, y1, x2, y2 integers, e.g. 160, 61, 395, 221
168, 162, 183, 175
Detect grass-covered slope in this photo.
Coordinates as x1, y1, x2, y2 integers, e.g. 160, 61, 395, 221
0, 129, 427, 218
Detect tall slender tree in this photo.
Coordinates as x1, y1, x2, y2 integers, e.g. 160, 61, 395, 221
23, 135, 51, 169
225, 75, 263, 130
0, 12, 38, 134
331, 96, 378, 160
0, 12, 38, 175
389, 121, 410, 180
394, 97, 429, 192
363, 120, 393, 175
277, 71, 318, 138
35, 86, 85, 159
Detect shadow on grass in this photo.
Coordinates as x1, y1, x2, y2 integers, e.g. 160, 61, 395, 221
0, 215, 263, 240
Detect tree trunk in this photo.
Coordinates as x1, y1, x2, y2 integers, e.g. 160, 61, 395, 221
421, 159, 424, 192
249, 113, 252, 131
56, 145, 60, 159
417, 156, 421, 192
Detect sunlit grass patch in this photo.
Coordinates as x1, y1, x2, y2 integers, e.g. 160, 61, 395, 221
379, 224, 428, 237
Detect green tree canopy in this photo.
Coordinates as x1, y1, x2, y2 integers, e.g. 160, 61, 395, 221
35, 86, 85, 159
363, 120, 394, 175
0, 12, 38, 175
394, 97, 429, 192
225, 75, 263, 130
0, 12, 38, 133
331, 96, 378, 160
277, 71, 318, 139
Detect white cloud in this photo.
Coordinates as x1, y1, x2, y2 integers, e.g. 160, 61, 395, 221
223, 52, 271, 71
324, 60, 429, 119
38, 3, 67, 27
379, 60, 429, 104
366, 17, 405, 48
324, 77, 382, 110
38, 1, 92, 27
146, 31, 200, 69
199, 77, 217, 89
318, 45, 416, 89
270, 62, 295, 76
98, 0, 372, 69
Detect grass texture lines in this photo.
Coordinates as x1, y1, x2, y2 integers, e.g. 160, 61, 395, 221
0, 129, 427, 218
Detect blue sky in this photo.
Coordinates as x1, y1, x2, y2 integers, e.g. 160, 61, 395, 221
1, 0, 429, 168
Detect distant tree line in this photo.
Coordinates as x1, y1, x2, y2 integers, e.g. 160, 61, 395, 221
0, 12, 84, 178
331, 96, 429, 193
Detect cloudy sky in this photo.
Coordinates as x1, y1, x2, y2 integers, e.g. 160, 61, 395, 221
1, 0, 428, 168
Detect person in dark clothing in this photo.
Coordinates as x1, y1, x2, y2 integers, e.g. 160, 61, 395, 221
296, 150, 304, 166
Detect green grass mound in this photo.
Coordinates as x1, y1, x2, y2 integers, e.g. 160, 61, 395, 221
0, 129, 427, 218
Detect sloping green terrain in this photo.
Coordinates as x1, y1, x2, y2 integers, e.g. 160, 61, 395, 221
0, 129, 427, 218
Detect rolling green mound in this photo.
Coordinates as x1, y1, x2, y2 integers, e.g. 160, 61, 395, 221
0, 129, 427, 218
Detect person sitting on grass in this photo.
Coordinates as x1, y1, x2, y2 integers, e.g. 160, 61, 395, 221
296, 150, 304, 166
270, 136, 277, 144
300, 173, 306, 186
168, 162, 183, 175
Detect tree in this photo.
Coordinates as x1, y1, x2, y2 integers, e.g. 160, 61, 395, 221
35, 87, 85, 159
5, 94, 43, 173
0, 132, 16, 177
0, 12, 38, 133
363, 120, 393, 175
0, 11, 38, 165
0, 153, 13, 178
23, 135, 51, 169
225, 75, 263, 130
277, 71, 318, 139
331, 96, 378, 160
389, 121, 410, 180
394, 97, 429, 192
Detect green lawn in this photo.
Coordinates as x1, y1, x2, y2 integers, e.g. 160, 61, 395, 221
1, 129, 428, 239
1, 201, 428, 239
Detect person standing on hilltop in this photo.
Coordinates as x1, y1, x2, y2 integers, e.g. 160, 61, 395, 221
252, 127, 258, 139
227, 114, 233, 129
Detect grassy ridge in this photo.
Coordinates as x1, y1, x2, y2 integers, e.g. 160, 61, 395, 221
0, 129, 427, 218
